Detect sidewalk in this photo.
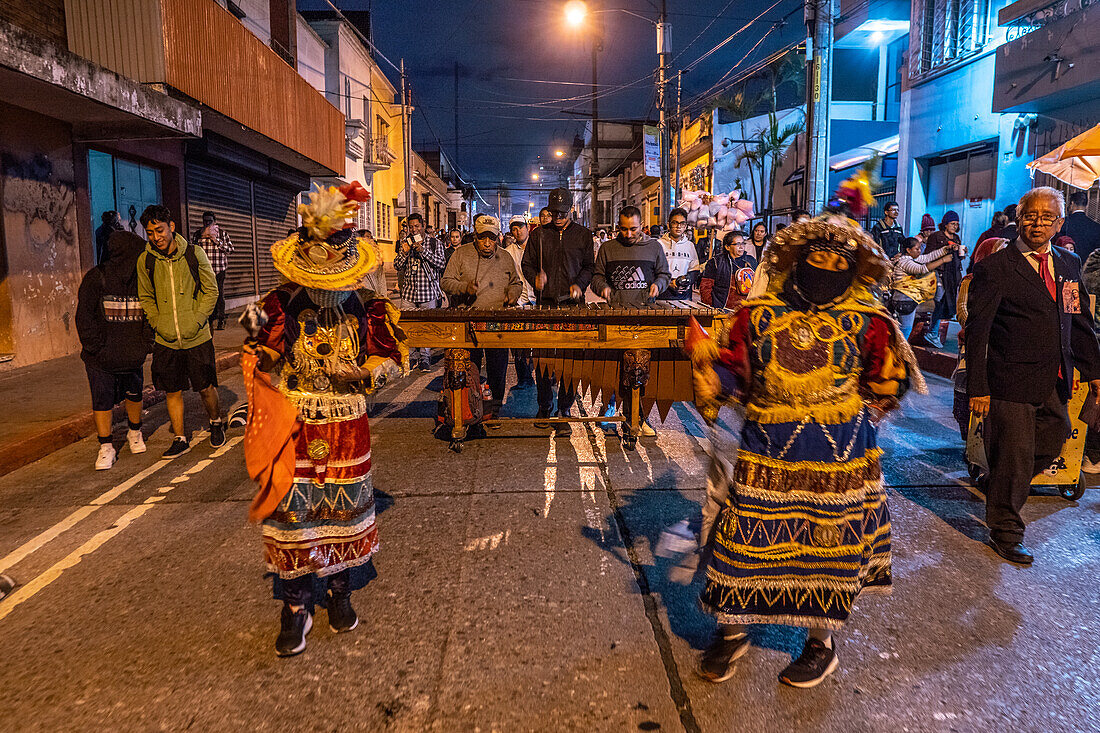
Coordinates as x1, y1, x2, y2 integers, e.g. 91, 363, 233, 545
0, 321, 246, 478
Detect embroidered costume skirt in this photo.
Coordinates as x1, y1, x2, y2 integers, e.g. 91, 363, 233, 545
262, 411, 378, 580
699, 407, 892, 630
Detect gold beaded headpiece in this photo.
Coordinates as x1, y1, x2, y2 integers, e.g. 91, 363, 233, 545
762, 216, 890, 289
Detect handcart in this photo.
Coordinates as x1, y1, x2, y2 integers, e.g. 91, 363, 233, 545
966, 369, 1090, 501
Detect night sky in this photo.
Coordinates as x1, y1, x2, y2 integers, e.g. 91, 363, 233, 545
302, 0, 804, 197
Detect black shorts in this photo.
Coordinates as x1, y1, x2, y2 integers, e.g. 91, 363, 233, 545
151, 340, 218, 393
85, 364, 144, 411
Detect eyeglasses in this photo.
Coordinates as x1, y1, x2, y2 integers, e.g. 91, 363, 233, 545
1021, 213, 1061, 225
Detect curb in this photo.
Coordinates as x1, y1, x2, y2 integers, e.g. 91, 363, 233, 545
0, 349, 241, 479
911, 345, 958, 380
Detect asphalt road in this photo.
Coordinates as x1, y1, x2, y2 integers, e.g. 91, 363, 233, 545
1, 364, 1098, 733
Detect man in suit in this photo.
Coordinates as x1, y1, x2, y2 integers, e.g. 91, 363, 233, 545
1059, 190, 1100, 261
967, 187, 1100, 564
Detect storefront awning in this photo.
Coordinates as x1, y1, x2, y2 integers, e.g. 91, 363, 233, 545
828, 134, 900, 171
1027, 123, 1100, 190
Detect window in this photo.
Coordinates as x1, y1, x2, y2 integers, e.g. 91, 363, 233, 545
832, 49, 878, 102
375, 115, 390, 144
926, 146, 997, 206
375, 200, 393, 240
911, 0, 992, 78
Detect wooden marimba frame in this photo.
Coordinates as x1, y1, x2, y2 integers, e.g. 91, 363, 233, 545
400, 301, 733, 451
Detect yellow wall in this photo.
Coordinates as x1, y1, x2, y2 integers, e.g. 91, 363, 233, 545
368, 63, 405, 271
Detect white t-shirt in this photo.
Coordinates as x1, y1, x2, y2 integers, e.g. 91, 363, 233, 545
504, 241, 535, 305
659, 234, 702, 280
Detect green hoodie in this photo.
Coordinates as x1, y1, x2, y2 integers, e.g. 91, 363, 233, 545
137, 233, 219, 349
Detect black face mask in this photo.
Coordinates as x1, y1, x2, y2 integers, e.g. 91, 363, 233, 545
793, 261, 855, 306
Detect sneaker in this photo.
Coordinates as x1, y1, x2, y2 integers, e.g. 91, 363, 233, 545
275, 606, 313, 656
163, 436, 191, 459
95, 443, 117, 471
0, 573, 15, 601
698, 632, 750, 682
534, 409, 552, 429
127, 429, 147, 454
328, 592, 359, 633
209, 420, 227, 448
553, 410, 572, 437
228, 403, 249, 429
1082, 456, 1100, 474
778, 637, 839, 688
639, 419, 657, 438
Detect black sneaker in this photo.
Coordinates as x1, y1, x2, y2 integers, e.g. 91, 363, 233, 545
418, 357, 432, 372
698, 632, 750, 682
534, 409, 552, 429
209, 420, 227, 448
328, 592, 359, 633
275, 606, 313, 657
162, 436, 191, 459
553, 410, 572, 436
779, 637, 839, 688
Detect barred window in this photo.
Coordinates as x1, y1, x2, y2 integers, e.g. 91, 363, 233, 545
910, 0, 992, 78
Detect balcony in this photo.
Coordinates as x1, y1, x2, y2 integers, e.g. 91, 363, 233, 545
368, 135, 398, 169
992, 0, 1100, 119
64, 0, 344, 175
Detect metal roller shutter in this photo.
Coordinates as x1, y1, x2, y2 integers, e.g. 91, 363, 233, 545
252, 182, 299, 294
185, 162, 257, 298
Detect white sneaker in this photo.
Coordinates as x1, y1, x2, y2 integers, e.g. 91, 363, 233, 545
127, 429, 147, 454
95, 443, 117, 470
639, 420, 657, 438
1082, 456, 1100, 474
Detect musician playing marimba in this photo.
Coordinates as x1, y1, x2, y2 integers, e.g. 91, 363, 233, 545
440, 215, 522, 420
591, 205, 670, 437
521, 187, 595, 435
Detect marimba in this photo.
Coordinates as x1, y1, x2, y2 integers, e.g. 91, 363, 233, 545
400, 301, 733, 450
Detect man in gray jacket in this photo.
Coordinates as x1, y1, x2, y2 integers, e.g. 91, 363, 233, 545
440, 215, 522, 417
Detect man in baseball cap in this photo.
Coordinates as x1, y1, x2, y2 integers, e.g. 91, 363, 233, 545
520, 187, 595, 434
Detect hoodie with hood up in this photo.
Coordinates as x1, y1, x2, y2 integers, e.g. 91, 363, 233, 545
76, 231, 153, 371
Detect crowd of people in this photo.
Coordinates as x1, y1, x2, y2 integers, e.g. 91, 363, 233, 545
71, 181, 1100, 684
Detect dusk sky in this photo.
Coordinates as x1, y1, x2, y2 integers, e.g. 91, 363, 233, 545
305, 0, 804, 196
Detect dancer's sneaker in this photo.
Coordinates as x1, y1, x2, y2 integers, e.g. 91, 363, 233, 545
275, 606, 313, 657
209, 420, 227, 448
779, 637, 839, 688
698, 631, 750, 683
328, 593, 359, 633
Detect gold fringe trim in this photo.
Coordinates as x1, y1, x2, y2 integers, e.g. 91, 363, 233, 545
280, 389, 367, 420
734, 449, 881, 496
745, 393, 865, 425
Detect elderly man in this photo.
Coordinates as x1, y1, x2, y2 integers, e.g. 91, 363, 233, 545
966, 187, 1100, 564
441, 215, 523, 418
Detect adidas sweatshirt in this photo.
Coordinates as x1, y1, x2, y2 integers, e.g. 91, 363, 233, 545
590, 236, 671, 308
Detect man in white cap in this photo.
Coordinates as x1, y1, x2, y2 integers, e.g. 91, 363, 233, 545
441, 215, 523, 418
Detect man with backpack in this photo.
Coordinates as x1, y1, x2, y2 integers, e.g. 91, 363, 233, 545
137, 204, 225, 458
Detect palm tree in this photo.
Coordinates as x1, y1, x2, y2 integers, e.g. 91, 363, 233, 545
752, 113, 805, 225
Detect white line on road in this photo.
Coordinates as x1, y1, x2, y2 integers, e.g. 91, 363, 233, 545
0, 435, 243, 620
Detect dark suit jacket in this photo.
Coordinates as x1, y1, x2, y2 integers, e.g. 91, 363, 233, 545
1059, 210, 1100, 260
966, 240, 1100, 404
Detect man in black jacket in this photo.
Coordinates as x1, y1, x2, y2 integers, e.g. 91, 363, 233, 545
521, 187, 595, 433
1058, 190, 1100, 261
966, 187, 1100, 564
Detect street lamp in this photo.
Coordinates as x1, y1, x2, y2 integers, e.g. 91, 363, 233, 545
531, 173, 539, 181
564, 0, 587, 27
562, 1, 672, 225
554, 149, 565, 158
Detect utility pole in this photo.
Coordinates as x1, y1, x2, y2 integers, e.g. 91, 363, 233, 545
590, 38, 600, 230
803, 0, 833, 214
656, 0, 671, 222
674, 69, 682, 206
401, 59, 414, 219
453, 62, 460, 170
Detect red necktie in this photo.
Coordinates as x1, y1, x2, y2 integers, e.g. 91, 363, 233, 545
1036, 252, 1056, 300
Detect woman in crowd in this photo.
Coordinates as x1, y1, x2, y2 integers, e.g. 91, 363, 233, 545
889, 236, 955, 339
925, 211, 966, 348
746, 221, 769, 261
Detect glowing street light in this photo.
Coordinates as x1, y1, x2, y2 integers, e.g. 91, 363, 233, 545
564, 0, 588, 27
554, 149, 565, 158
531, 173, 540, 181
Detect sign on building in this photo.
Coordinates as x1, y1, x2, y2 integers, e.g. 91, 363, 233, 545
643, 126, 660, 178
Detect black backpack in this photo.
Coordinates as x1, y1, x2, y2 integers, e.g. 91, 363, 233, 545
144, 243, 204, 301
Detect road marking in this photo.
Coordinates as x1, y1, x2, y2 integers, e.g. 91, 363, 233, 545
0, 435, 243, 622
0, 502, 158, 622
373, 372, 435, 420
543, 435, 556, 517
